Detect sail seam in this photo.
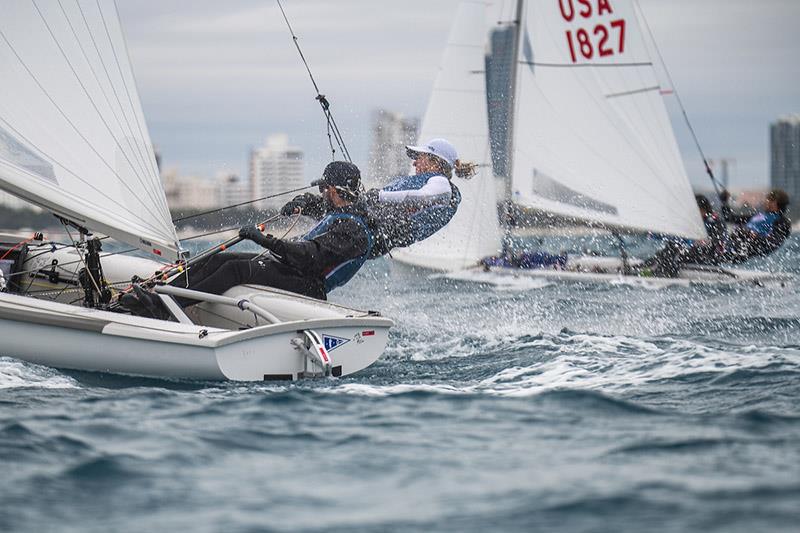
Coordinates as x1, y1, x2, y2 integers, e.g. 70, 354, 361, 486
30, 0, 168, 229
68, 0, 155, 200
103, 0, 174, 224
58, 0, 160, 210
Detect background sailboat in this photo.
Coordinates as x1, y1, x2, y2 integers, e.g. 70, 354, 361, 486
394, 0, 788, 286
507, 0, 706, 240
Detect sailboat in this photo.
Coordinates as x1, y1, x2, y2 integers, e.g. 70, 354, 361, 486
0, 1, 392, 380
395, 0, 788, 287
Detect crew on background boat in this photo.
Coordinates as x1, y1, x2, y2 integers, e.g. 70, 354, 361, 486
480, 250, 568, 271
641, 189, 791, 277
121, 162, 374, 318
282, 138, 469, 257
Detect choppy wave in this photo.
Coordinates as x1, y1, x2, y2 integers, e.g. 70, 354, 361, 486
2, 237, 800, 532
0, 357, 78, 390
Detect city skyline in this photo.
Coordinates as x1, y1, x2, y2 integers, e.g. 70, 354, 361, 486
118, 0, 799, 190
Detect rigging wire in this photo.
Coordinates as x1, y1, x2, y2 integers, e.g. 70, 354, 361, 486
634, 0, 725, 199
172, 184, 313, 223
275, 0, 352, 163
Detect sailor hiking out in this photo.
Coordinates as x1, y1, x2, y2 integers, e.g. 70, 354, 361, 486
641, 189, 791, 278
282, 138, 469, 258
121, 162, 373, 318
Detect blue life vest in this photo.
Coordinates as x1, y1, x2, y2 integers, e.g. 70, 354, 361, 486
746, 212, 779, 237
380, 172, 461, 245
303, 212, 373, 293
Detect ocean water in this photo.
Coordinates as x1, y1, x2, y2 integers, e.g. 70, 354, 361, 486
2, 235, 800, 532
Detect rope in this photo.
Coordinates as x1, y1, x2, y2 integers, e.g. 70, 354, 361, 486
0, 235, 36, 261
172, 184, 313, 223
275, 0, 352, 163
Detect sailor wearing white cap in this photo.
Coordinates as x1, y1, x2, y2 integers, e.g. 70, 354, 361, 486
359, 138, 468, 255
376, 138, 460, 205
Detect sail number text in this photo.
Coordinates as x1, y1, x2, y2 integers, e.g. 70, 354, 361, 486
559, 0, 626, 63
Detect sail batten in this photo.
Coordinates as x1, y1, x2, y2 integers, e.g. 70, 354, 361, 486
0, 1, 180, 260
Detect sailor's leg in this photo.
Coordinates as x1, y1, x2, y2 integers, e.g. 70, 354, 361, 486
170, 252, 257, 288
246, 258, 327, 300
175, 256, 257, 306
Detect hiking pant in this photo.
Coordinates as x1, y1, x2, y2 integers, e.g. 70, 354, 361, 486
169, 252, 326, 306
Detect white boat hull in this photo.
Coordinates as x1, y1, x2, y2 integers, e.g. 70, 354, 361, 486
0, 291, 391, 381
475, 255, 791, 288
0, 236, 393, 381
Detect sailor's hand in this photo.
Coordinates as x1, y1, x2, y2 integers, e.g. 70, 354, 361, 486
239, 225, 278, 250
239, 225, 262, 241
280, 192, 319, 216
239, 225, 273, 245
280, 200, 302, 216
719, 189, 730, 203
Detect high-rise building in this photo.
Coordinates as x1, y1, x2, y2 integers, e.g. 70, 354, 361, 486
485, 25, 516, 181
161, 169, 218, 212
217, 173, 250, 210
367, 109, 418, 187
771, 114, 800, 216
250, 134, 304, 211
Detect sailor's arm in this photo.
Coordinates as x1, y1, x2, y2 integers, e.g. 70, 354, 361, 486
239, 220, 368, 277
377, 175, 451, 205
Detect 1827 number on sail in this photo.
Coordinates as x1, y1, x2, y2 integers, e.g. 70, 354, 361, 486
559, 0, 626, 63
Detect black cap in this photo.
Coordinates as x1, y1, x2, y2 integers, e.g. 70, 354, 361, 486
312, 161, 361, 197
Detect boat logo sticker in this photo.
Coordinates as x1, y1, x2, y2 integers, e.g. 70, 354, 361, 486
322, 334, 350, 352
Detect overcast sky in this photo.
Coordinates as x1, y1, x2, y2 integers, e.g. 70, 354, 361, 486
117, 0, 799, 190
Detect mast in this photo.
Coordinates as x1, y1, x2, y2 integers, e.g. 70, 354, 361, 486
500, 0, 525, 251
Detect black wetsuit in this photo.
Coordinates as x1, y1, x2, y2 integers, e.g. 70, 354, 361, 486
173, 202, 371, 303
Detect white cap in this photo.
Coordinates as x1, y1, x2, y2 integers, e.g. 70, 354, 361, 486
405, 138, 458, 168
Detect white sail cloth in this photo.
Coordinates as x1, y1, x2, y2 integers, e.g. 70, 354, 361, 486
392, 1, 501, 271
0, 1, 180, 260
511, 0, 705, 239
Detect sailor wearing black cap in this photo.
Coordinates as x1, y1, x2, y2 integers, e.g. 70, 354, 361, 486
168, 161, 373, 303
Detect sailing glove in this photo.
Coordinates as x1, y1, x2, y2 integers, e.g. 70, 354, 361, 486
280, 199, 303, 216
280, 193, 325, 217
239, 225, 278, 250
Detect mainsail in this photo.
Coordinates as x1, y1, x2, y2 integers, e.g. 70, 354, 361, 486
509, 0, 705, 239
0, 1, 181, 260
391, 1, 502, 271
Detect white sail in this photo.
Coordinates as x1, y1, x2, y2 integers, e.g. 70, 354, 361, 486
0, 1, 181, 260
392, 1, 502, 271
510, 0, 705, 239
